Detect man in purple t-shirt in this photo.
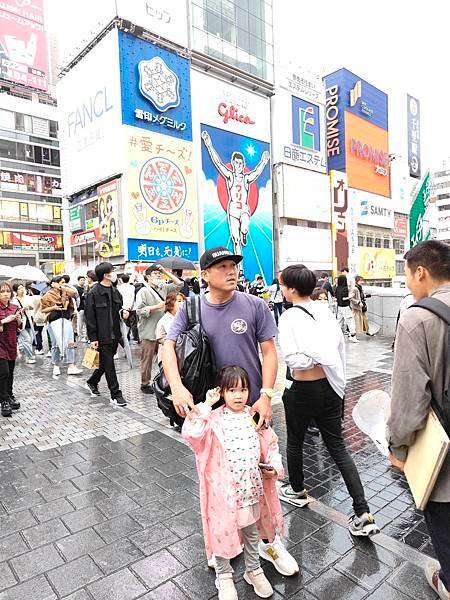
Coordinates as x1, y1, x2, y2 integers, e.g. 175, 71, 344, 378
162, 246, 299, 578
163, 246, 277, 424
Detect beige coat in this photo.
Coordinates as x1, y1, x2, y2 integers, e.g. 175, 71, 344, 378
388, 284, 450, 502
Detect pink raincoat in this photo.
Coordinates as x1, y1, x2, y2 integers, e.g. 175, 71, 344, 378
182, 403, 285, 560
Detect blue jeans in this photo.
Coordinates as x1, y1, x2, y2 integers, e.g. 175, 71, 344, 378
18, 328, 34, 358
48, 320, 75, 364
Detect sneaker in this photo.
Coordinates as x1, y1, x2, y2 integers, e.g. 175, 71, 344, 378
349, 335, 359, 343
425, 561, 450, 600
85, 382, 101, 396
258, 535, 299, 576
52, 365, 61, 376
110, 395, 127, 407
25, 357, 36, 364
348, 512, 380, 537
215, 573, 238, 600
244, 567, 273, 598
140, 383, 154, 395
207, 554, 216, 569
9, 396, 20, 410
1, 401, 12, 417
307, 425, 320, 436
278, 484, 315, 508
46, 351, 52, 357
35, 349, 44, 355
67, 366, 83, 375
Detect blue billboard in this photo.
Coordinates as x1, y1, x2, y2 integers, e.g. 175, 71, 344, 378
324, 68, 388, 173
118, 31, 192, 141
127, 238, 198, 262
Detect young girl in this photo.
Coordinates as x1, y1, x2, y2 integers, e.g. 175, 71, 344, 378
183, 366, 286, 600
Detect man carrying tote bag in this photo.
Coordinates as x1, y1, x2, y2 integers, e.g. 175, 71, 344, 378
389, 240, 450, 600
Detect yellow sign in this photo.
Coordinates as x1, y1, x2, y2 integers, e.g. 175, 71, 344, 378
126, 127, 198, 243
359, 247, 395, 279
52, 262, 65, 275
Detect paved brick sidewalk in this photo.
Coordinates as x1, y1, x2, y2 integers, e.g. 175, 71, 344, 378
0, 336, 441, 599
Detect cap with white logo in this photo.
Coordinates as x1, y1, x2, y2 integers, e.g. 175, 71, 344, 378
200, 246, 243, 270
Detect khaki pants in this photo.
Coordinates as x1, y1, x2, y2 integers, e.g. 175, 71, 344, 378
141, 339, 158, 385
354, 310, 369, 334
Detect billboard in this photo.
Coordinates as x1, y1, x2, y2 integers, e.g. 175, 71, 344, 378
276, 164, 331, 222
324, 68, 388, 174
0, 169, 60, 194
280, 226, 332, 270
58, 29, 122, 196
271, 91, 327, 173
0, 230, 63, 251
0, 1, 48, 91
359, 247, 395, 280
410, 172, 431, 248
126, 126, 198, 258
116, 0, 189, 48
392, 213, 408, 238
97, 179, 121, 256
330, 170, 349, 275
119, 31, 192, 141
349, 189, 394, 229
345, 112, 390, 197
407, 95, 421, 179
200, 123, 272, 282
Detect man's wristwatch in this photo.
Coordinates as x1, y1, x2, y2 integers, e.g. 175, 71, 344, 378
260, 388, 276, 400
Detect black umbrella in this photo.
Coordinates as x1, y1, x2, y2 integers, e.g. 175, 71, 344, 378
156, 257, 197, 270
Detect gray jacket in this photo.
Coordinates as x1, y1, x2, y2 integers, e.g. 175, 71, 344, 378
388, 284, 450, 502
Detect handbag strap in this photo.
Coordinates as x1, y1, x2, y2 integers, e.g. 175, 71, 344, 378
290, 305, 315, 320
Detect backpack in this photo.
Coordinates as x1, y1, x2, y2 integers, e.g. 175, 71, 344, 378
412, 297, 450, 434
153, 295, 216, 427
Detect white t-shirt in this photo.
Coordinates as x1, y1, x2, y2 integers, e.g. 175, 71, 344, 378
278, 300, 346, 398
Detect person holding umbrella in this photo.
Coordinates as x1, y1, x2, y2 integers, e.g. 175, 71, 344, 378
0, 282, 22, 417
40, 277, 82, 376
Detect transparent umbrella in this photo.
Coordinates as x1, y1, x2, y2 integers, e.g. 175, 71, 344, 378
11, 265, 49, 282
0, 265, 15, 280
352, 390, 391, 456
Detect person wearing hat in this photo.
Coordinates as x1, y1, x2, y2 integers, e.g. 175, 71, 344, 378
162, 246, 299, 577
136, 264, 183, 394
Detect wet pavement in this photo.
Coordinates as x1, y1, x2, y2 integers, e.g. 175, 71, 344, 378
0, 335, 441, 599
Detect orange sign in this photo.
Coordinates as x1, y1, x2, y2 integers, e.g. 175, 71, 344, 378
345, 112, 390, 198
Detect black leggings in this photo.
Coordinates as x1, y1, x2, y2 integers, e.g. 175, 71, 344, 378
0, 359, 15, 404
282, 378, 369, 516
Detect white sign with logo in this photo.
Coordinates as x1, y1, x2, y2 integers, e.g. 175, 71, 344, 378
58, 29, 123, 196
271, 89, 327, 173
350, 188, 394, 229
190, 70, 271, 141
276, 164, 330, 221
116, 0, 189, 48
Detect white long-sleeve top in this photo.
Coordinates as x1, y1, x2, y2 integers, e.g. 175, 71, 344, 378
278, 301, 346, 398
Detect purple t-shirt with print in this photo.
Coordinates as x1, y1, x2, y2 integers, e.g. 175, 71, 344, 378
166, 291, 277, 404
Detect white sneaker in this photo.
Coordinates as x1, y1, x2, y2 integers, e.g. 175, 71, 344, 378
52, 365, 61, 376
258, 535, 299, 576
215, 573, 238, 600
26, 357, 36, 364
244, 567, 273, 598
35, 349, 44, 355
67, 366, 83, 376
46, 351, 52, 357
349, 335, 359, 343
207, 554, 216, 569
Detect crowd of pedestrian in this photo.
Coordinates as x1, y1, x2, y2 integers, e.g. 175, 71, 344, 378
0, 240, 448, 600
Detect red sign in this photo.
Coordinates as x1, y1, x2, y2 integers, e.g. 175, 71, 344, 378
0, 4, 48, 91
71, 229, 99, 246
392, 214, 408, 238
0, 230, 62, 251
217, 102, 255, 126
0, 0, 44, 24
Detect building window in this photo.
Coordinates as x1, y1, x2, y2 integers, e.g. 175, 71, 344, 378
366, 237, 373, 247
358, 235, 364, 247
49, 121, 58, 138
0, 138, 16, 159
0, 110, 15, 130
374, 238, 382, 248
396, 260, 404, 276
393, 238, 405, 253
383, 238, 391, 249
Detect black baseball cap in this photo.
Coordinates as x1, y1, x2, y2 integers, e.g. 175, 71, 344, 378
200, 246, 243, 270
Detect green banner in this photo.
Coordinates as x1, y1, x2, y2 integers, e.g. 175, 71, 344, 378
409, 172, 431, 248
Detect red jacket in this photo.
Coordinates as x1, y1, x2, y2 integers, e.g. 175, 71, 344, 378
0, 302, 19, 360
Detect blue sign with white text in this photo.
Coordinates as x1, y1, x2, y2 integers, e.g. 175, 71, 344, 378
119, 31, 192, 141
127, 238, 198, 262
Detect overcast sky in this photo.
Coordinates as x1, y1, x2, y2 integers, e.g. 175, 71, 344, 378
274, 0, 447, 170
47, 0, 446, 171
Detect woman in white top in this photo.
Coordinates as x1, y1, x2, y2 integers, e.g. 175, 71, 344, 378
12, 283, 36, 363
155, 291, 185, 362
277, 264, 379, 538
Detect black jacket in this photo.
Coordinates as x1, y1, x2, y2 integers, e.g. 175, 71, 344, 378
85, 283, 123, 344
75, 285, 86, 311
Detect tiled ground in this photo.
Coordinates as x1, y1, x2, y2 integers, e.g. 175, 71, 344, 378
0, 336, 440, 599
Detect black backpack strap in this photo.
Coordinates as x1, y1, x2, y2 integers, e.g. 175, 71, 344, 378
412, 297, 450, 324
186, 295, 200, 329
290, 305, 315, 320
411, 297, 450, 432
